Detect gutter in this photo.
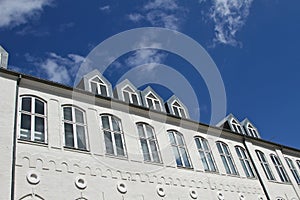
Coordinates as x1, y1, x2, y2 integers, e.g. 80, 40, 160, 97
243, 137, 271, 200
11, 75, 21, 200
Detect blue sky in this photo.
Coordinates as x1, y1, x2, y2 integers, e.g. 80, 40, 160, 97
1, 0, 300, 149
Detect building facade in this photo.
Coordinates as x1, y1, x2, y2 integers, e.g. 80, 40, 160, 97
0, 46, 300, 200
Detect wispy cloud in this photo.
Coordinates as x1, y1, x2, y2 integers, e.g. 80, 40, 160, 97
99, 5, 111, 13
128, 0, 185, 31
203, 0, 254, 46
0, 0, 52, 28
58, 22, 75, 32
15, 26, 49, 36
23, 52, 85, 85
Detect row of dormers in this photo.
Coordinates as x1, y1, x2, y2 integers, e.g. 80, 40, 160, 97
216, 114, 261, 138
76, 69, 190, 119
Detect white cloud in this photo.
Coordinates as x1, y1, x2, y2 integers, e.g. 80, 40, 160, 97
0, 0, 52, 28
127, 0, 184, 31
208, 0, 254, 46
99, 5, 110, 13
25, 52, 85, 85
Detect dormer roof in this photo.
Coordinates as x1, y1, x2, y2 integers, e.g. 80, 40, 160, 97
141, 86, 165, 112
165, 95, 190, 119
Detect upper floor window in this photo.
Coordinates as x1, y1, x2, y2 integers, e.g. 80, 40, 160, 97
63, 106, 88, 150
297, 160, 300, 171
256, 150, 275, 181
231, 119, 243, 134
216, 142, 238, 175
101, 114, 126, 157
168, 130, 192, 168
90, 76, 108, 97
247, 124, 258, 137
270, 154, 289, 183
285, 157, 300, 184
172, 101, 186, 118
235, 146, 255, 178
195, 137, 217, 172
122, 86, 139, 105
19, 96, 46, 143
145, 92, 161, 111
137, 123, 161, 163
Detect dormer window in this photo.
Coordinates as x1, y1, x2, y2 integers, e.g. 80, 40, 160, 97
90, 76, 108, 97
247, 124, 258, 137
122, 86, 139, 105
146, 92, 161, 111
231, 119, 243, 134
171, 101, 186, 118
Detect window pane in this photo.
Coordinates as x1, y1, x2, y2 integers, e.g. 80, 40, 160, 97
123, 91, 130, 103
147, 98, 153, 109
241, 160, 250, 177
223, 145, 230, 155
173, 106, 180, 117
202, 140, 209, 151
101, 116, 110, 129
180, 108, 186, 118
141, 139, 150, 161
35, 99, 44, 115
34, 116, 44, 142
207, 153, 216, 171
200, 151, 209, 171
104, 131, 113, 154
20, 114, 31, 140
176, 133, 184, 146
195, 138, 202, 149
64, 123, 74, 147
132, 94, 138, 105
63, 107, 72, 121
265, 164, 274, 180
236, 148, 242, 158
137, 124, 145, 138
145, 126, 154, 139
168, 132, 176, 145
216, 143, 223, 154
245, 160, 255, 177
76, 125, 86, 150
228, 156, 237, 174
75, 109, 84, 124
112, 117, 120, 131
172, 146, 182, 167
115, 133, 125, 156
22, 97, 31, 112
180, 147, 191, 168
154, 100, 161, 111
150, 140, 160, 163
91, 82, 98, 94
100, 85, 107, 96
221, 156, 231, 174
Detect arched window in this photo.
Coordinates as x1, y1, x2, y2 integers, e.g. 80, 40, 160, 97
231, 119, 243, 134
235, 146, 255, 178
171, 101, 186, 118
256, 150, 275, 180
270, 154, 289, 182
122, 86, 139, 105
136, 123, 161, 163
145, 92, 161, 111
62, 106, 88, 150
168, 130, 192, 168
89, 76, 108, 97
100, 114, 126, 157
195, 137, 217, 172
216, 141, 238, 175
247, 124, 258, 137
19, 96, 46, 143
285, 157, 300, 184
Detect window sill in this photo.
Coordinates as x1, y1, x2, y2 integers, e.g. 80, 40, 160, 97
105, 153, 128, 161
144, 160, 164, 166
18, 139, 48, 147
176, 166, 194, 171
63, 146, 90, 154
268, 180, 291, 185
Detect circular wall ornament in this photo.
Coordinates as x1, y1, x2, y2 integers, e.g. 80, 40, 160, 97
75, 177, 87, 190
218, 192, 225, 200
26, 171, 40, 185
189, 188, 198, 199
117, 182, 127, 194
156, 185, 166, 197
239, 193, 245, 200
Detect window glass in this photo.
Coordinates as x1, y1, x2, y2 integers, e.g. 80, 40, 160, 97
235, 146, 255, 178
271, 154, 289, 183
285, 158, 300, 184
216, 142, 238, 175
35, 99, 44, 115
195, 137, 217, 172
63, 107, 72, 121
256, 151, 275, 180
22, 97, 31, 112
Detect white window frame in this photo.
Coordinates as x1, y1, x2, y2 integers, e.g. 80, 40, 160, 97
171, 101, 186, 118
168, 130, 192, 168
247, 124, 258, 137
122, 85, 139, 105
89, 75, 109, 97
195, 137, 217, 172
230, 119, 243, 134
216, 141, 238, 175
100, 114, 127, 157
137, 123, 162, 163
19, 96, 47, 143
256, 150, 275, 181
235, 146, 255, 178
285, 157, 300, 184
62, 106, 88, 150
270, 154, 290, 183
145, 92, 162, 111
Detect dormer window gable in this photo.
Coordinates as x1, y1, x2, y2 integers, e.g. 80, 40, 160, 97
145, 92, 162, 111
247, 124, 258, 137
230, 119, 244, 134
89, 76, 108, 97
122, 85, 139, 105
171, 101, 186, 118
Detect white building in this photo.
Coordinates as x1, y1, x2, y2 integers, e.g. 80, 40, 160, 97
0, 46, 300, 200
